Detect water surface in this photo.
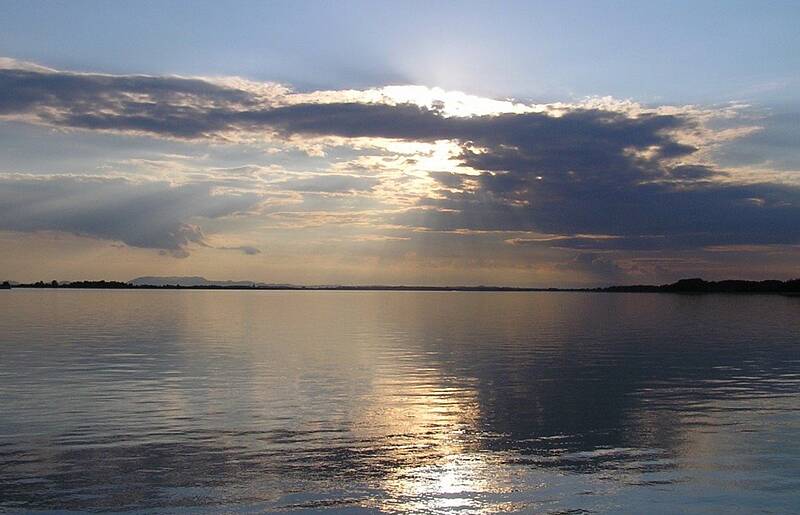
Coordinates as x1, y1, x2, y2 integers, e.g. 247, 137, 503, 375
1, 290, 799, 513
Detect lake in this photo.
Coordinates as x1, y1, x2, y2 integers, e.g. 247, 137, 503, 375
1, 290, 799, 513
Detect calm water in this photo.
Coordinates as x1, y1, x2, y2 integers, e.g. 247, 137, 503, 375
1, 290, 799, 514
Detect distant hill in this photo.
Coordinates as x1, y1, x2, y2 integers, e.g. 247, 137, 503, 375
130, 276, 260, 287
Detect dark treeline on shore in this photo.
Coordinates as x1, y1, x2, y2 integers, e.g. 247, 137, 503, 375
599, 277, 800, 294
3, 277, 800, 294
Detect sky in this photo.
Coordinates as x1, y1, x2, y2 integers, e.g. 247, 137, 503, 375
1, 0, 799, 286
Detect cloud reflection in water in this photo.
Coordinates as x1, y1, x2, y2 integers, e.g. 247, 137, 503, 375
1, 290, 799, 513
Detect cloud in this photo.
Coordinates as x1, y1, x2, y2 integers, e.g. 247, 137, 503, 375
217, 245, 261, 255
400, 179, 800, 249
0, 174, 261, 256
0, 61, 701, 146
280, 174, 379, 193
555, 253, 626, 281
0, 67, 260, 138
2, 59, 799, 276
714, 111, 800, 171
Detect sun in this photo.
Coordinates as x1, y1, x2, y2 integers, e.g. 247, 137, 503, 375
378, 85, 538, 118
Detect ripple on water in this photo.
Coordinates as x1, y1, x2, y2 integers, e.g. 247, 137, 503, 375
1, 290, 799, 513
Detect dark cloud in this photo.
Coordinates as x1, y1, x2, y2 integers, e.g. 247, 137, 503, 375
3, 63, 800, 257
0, 175, 261, 256
429, 172, 467, 189
252, 101, 785, 253
244, 104, 696, 199
399, 179, 800, 248
0, 66, 690, 160
0, 68, 252, 138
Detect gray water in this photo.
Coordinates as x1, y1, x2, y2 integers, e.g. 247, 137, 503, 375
1, 290, 799, 514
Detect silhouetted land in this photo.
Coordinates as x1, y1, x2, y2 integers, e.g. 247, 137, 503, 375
12, 280, 566, 292
5, 277, 800, 294
598, 277, 800, 294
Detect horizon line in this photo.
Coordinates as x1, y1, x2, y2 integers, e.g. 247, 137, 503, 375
5, 277, 800, 294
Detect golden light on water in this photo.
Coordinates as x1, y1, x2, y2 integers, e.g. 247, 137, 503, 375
349, 368, 525, 514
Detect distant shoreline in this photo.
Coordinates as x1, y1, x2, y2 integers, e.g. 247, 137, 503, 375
7, 282, 578, 292
4, 278, 800, 295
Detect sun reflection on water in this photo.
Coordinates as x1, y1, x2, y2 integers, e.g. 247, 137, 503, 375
351, 370, 523, 514
3, 291, 800, 513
